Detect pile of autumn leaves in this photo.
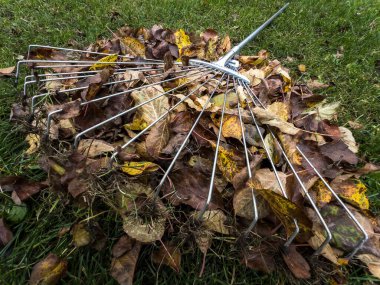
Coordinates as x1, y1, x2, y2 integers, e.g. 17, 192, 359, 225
1, 24, 380, 284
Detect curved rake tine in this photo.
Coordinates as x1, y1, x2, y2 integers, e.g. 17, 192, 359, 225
242, 81, 332, 255
198, 75, 231, 220
23, 67, 165, 96
108, 70, 221, 161
297, 149, 369, 259
45, 69, 212, 138
27, 44, 165, 63
32, 67, 208, 114
16, 59, 166, 83
232, 78, 258, 233
153, 74, 227, 198
239, 81, 299, 245
27, 66, 201, 102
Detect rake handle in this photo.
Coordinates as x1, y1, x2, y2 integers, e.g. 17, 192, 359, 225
216, 2, 289, 66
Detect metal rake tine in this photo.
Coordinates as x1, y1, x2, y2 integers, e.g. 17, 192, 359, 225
37, 67, 208, 116
242, 81, 368, 258
46, 68, 212, 140
242, 81, 332, 255
153, 73, 227, 197
232, 78, 258, 233
297, 149, 369, 259
239, 80, 299, 245
27, 66, 202, 101
27, 44, 165, 63
108, 70, 221, 161
198, 75, 231, 220
16, 59, 165, 82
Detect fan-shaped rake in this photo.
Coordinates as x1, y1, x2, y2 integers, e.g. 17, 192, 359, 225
15, 2, 368, 260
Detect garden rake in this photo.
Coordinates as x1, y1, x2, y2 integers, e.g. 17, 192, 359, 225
15, 3, 368, 261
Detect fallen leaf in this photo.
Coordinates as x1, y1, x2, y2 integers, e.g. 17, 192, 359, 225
25, 133, 40, 155
0, 218, 13, 246
0, 66, 15, 76
121, 161, 159, 176
255, 168, 287, 195
122, 37, 146, 57
152, 243, 181, 272
255, 188, 313, 241
110, 238, 141, 285
348, 120, 363, 130
112, 235, 134, 258
210, 141, 245, 182
306, 79, 329, 90
240, 68, 265, 86
298, 64, 306, 73
319, 140, 358, 165
251, 107, 301, 135
71, 223, 91, 247
164, 167, 224, 210
233, 186, 270, 219
331, 178, 369, 210
303, 101, 340, 121
131, 85, 169, 125
29, 253, 67, 285
174, 29, 191, 56
281, 245, 311, 279
339, 126, 358, 153
89, 54, 118, 70
0, 176, 46, 203
308, 229, 339, 265
77, 139, 115, 158
145, 119, 170, 158
194, 230, 212, 255
357, 254, 380, 279
198, 209, 231, 235
242, 244, 276, 273
222, 115, 242, 140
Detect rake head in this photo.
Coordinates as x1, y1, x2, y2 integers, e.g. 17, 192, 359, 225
13, 3, 369, 263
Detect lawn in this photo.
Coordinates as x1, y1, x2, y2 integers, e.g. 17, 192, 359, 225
0, 0, 379, 284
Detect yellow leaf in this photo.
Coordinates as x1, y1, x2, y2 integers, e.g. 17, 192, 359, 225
209, 142, 243, 182
332, 179, 369, 210
72, 223, 91, 247
25, 133, 40, 155
267, 102, 289, 121
240, 68, 265, 86
89, 54, 118, 70
124, 117, 148, 131
121, 161, 159, 176
122, 37, 146, 57
312, 180, 332, 207
174, 29, 192, 56
222, 115, 242, 140
29, 253, 67, 285
255, 188, 313, 241
197, 209, 231, 235
298, 64, 306, 72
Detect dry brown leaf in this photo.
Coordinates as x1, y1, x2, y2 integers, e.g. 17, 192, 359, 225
110, 239, 141, 285
357, 254, 380, 279
0, 66, 15, 76
131, 85, 169, 125
71, 223, 91, 247
152, 243, 181, 272
348, 120, 363, 130
0, 218, 13, 246
145, 119, 169, 158
308, 229, 339, 265
198, 209, 231, 235
339, 126, 358, 153
281, 245, 311, 279
29, 253, 67, 285
77, 139, 114, 158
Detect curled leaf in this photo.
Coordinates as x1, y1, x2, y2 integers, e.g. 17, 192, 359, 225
121, 161, 159, 176
29, 253, 67, 285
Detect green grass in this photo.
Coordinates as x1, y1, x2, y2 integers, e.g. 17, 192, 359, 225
0, 0, 379, 284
